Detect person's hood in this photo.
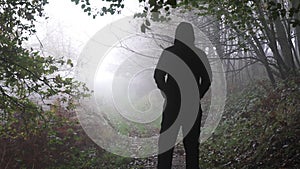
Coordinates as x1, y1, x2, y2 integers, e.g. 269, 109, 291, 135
174, 22, 195, 46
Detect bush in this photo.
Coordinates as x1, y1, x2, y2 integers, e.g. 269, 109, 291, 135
0, 102, 132, 169
199, 77, 300, 168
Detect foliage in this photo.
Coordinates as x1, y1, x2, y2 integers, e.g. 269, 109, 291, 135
191, 0, 300, 84
0, 0, 91, 167
199, 77, 300, 168
70, 0, 125, 18
0, 103, 132, 169
75, 0, 300, 87
0, 0, 90, 139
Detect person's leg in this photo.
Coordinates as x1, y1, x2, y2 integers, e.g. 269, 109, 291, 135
157, 99, 180, 169
182, 107, 202, 169
157, 134, 176, 169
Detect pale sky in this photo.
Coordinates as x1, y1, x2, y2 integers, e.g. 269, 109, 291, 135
30, 0, 142, 57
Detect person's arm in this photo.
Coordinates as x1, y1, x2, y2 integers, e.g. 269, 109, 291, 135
199, 68, 211, 98
154, 69, 167, 91
197, 51, 212, 98
154, 51, 168, 92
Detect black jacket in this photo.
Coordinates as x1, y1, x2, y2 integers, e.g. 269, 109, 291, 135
154, 40, 212, 99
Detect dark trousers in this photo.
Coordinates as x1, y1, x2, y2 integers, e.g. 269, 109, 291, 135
157, 96, 202, 169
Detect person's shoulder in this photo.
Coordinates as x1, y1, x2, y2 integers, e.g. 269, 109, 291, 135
160, 45, 176, 56
193, 47, 206, 56
165, 45, 176, 51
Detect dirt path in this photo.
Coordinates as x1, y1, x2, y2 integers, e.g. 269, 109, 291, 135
127, 143, 186, 169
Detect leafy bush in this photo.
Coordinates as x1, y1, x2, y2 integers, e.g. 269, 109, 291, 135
0, 102, 132, 169
199, 77, 300, 168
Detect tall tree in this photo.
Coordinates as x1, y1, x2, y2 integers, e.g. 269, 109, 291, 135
74, 0, 300, 86
0, 0, 89, 135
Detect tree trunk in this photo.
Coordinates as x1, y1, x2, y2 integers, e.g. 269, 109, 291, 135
274, 19, 295, 72
292, 0, 300, 68
250, 34, 277, 87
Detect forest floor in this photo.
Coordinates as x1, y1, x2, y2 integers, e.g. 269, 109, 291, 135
126, 77, 300, 169
1, 78, 299, 169
128, 143, 186, 169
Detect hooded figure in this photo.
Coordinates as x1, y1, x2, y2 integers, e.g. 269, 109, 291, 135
154, 22, 212, 169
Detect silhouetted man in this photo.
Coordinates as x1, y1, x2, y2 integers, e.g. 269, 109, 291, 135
154, 22, 212, 169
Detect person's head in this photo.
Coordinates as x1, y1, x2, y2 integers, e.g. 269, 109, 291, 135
174, 22, 195, 45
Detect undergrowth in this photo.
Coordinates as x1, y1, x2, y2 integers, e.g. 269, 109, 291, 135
1, 77, 299, 168
199, 77, 300, 168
